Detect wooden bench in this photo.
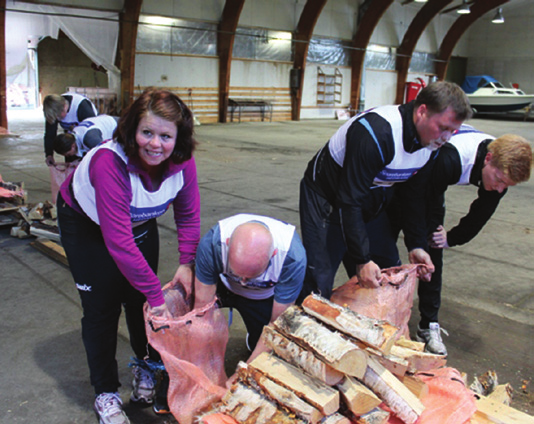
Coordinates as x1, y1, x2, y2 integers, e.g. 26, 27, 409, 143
229, 98, 273, 122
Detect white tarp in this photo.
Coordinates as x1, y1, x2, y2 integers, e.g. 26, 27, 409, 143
6, 1, 120, 108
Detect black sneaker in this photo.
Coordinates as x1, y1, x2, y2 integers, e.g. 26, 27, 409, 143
153, 369, 171, 415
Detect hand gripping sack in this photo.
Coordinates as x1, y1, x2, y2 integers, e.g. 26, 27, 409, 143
49, 162, 77, 203
145, 282, 229, 424
330, 264, 420, 337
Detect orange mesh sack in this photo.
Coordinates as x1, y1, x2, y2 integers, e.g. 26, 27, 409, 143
330, 264, 419, 337
145, 282, 229, 424
415, 367, 477, 423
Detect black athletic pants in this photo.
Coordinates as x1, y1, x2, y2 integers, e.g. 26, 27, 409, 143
57, 193, 160, 395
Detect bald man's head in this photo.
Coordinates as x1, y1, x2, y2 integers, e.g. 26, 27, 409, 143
227, 222, 275, 281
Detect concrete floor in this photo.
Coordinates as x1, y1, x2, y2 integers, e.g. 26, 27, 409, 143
1, 109, 533, 423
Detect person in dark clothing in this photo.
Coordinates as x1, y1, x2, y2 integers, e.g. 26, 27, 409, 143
409, 125, 532, 355
43, 93, 98, 166
298, 81, 472, 302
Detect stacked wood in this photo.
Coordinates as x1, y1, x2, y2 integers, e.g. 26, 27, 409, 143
262, 325, 344, 386
201, 295, 534, 424
273, 305, 368, 378
302, 294, 399, 354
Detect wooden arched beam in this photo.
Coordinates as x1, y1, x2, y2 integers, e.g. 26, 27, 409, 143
291, 0, 328, 121
0, 0, 7, 128
436, 0, 509, 80
394, 0, 454, 104
218, 0, 246, 123
350, 0, 395, 112
118, 0, 142, 112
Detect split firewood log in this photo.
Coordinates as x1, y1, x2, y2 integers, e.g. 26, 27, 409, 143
248, 352, 340, 416
355, 407, 390, 424
319, 413, 352, 424
399, 374, 429, 399
336, 375, 381, 416
301, 294, 399, 355
472, 394, 534, 424
394, 336, 425, 352
361, 357, 424, 424
237, 361, 324, 424
487, 384, 513, 406
389, 344, 447, 373
273, 305, 368, 378
261, 325, 344, 386
220, 381, 307, 424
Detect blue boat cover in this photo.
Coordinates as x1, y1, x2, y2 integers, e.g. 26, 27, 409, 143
461, 75, 499, 94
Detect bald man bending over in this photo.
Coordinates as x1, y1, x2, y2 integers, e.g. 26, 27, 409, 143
194, 214, 306, 367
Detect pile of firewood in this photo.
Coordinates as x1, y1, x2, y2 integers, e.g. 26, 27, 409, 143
200, 294, 446, 424
199, 294, 534, 424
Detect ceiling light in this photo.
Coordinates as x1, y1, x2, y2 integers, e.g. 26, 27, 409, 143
492, 8, 504, 24
414, 0, 428, 3
457, 0, 471, 14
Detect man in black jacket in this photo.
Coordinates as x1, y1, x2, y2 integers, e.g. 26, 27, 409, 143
411, 125, 532, 355
298, 81, 472, 302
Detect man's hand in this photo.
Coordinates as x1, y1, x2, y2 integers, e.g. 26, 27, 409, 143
45, 155, 56, 166
356, 261, 382, 288
428, 225, 449, 249
408, 248, 435, 282
171, 263, 195, 295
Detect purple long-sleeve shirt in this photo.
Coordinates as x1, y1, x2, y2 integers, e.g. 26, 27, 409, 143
60, 148, 201, 307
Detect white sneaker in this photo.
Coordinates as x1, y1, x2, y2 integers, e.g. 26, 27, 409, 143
415, 322, 449, 356
94, 392, 130, 424
130, 365, 155, 405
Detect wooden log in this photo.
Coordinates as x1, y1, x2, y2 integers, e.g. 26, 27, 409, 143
487, 384, 513, 406
221, 381, 307, 424
371, 350, 409, 378
389, 344, 447, 372
302, 294, 399, 354
249, 352, 340, 416
394, 336, 425, 352
237, 362, 324, 424
199, 412, 240, 424
399, 374, 429, 399
274, 305, 367, 378
30, 238, 69, 266
261, 325, 344, 386
337, 375, 381, 415
473, 394, 534, 424
355, 407, 391, 424
361, 357, 424, 424
319, 413, 351, 424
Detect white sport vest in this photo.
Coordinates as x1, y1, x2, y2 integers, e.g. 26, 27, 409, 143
72, 115, 117, 156
59, 93, 97, 131
219, 214, 295, 300
72, 141, 184, 225
328, 105, 432, 187
448, 125, 494, 185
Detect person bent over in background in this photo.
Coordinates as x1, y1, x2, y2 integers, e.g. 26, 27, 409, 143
43, 93, 97, 166
54, 114, 119, 162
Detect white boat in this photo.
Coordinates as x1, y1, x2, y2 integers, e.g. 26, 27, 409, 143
461, 75, 534, 113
